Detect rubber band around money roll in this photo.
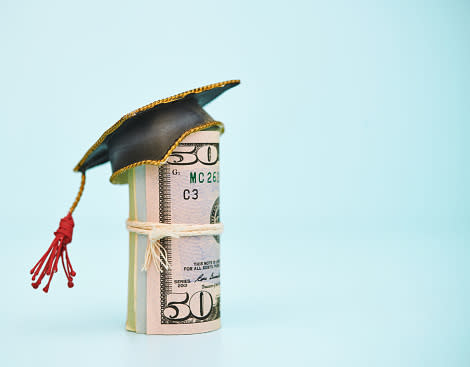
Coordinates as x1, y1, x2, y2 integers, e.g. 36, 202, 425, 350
126, 220, 224, 272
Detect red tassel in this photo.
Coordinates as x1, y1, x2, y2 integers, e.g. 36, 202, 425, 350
30, 213, 76, 292
30, 173, 85, 293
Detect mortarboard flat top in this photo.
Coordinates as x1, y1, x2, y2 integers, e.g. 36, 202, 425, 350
74, 79, 240, 184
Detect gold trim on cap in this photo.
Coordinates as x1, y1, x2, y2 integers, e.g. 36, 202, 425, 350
73, 79, 239, 173
109, 120, 224, 184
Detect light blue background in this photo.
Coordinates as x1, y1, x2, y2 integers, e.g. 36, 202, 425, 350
1, 0, 469, 366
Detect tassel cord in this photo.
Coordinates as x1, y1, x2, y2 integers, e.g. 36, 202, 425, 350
69, 173, 86, 214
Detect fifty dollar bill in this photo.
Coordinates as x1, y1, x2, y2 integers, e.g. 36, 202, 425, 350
127, 130, 221, 334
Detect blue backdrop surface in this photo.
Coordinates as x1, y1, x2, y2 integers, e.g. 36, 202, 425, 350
0, 1, 469, 366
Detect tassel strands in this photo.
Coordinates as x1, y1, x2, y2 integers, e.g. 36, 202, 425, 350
30, 173, 86, 293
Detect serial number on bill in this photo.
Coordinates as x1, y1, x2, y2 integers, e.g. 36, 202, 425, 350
189, 171, 219, 184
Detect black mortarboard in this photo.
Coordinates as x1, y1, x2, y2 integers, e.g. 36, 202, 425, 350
31, 79, 240, 292
75, 79, 240, 184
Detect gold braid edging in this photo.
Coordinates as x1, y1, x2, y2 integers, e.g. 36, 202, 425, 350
74, 79, 239, 173
109, 120, 225, 184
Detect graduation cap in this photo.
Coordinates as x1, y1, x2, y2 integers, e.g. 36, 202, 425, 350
30, 79, 240, 292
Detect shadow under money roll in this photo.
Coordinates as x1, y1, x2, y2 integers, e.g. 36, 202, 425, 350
30, 80, 239, 335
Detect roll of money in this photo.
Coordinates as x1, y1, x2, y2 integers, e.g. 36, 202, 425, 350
126, 130, 221, 334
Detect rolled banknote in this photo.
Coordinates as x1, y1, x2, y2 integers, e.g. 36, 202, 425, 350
126, 130, 221, 334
